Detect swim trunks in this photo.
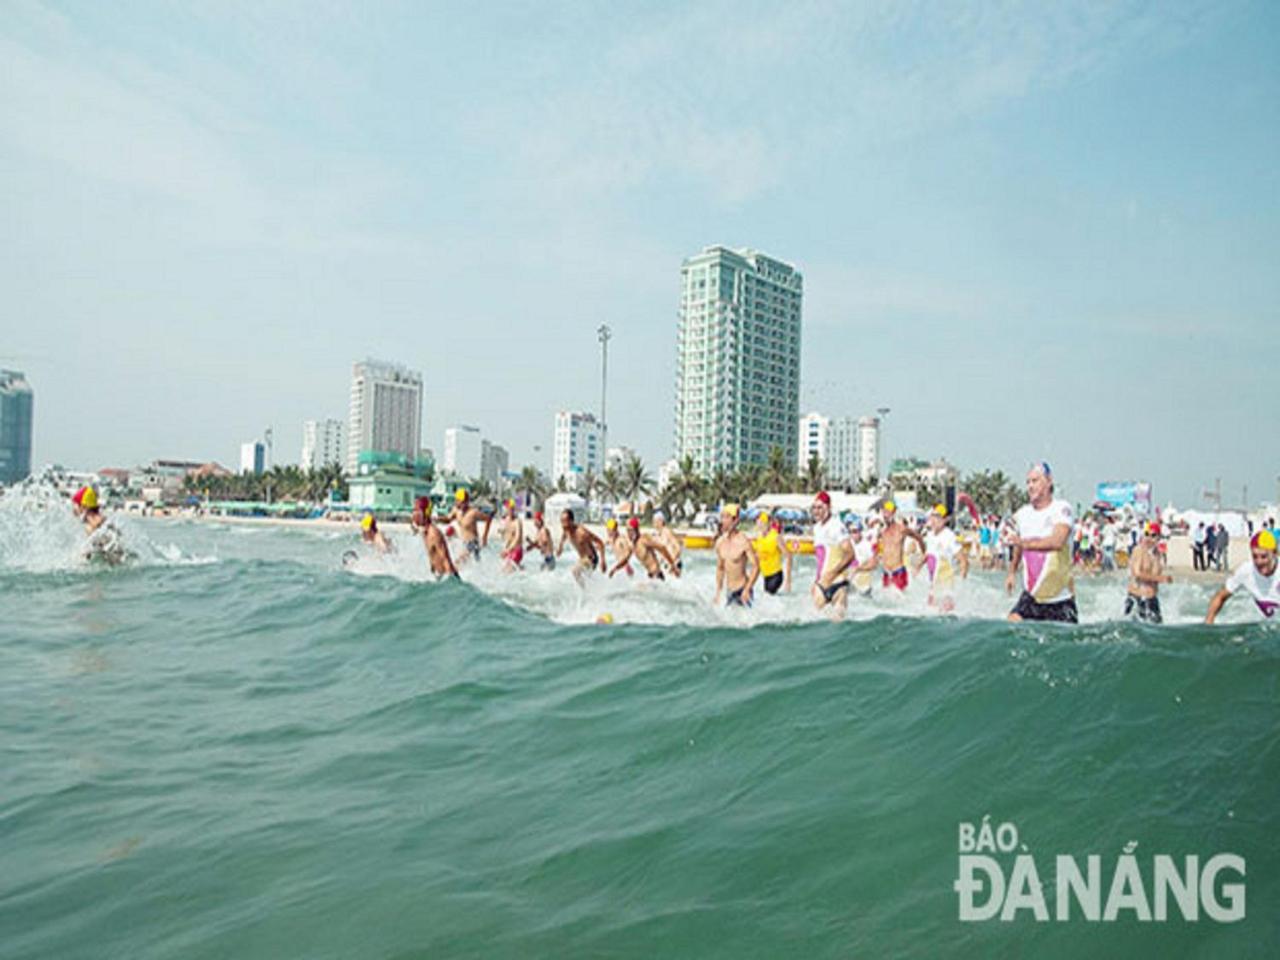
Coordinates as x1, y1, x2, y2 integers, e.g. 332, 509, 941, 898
1011, 591, 1079, 623
726, 588, 751, 608
502, 545, 523, 566
764, 571, 784, 595
1123, 594, 1162, 624
820, 580, 850, 603
883, 567, 909, 591
465, 540, 481, 561
542, 554, 555, 571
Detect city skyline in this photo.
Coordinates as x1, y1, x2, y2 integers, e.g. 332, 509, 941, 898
4, 2, 1278, 507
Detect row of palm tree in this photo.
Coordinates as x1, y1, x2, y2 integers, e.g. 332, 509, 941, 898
182, 464, 350, 503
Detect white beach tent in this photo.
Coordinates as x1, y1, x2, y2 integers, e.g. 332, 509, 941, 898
543, 492, 588, 519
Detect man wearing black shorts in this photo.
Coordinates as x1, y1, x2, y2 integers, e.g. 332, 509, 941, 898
1006, 462, 1079, 624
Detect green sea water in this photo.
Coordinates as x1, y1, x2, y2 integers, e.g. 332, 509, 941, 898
1, 504, 1277, 958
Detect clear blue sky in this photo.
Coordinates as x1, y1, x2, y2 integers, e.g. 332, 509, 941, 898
3, 1, 1277, 507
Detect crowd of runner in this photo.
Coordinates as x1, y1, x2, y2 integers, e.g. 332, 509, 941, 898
65, 461, 1280, 627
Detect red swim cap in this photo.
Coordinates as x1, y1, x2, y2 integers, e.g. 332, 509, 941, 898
534, 512, 543, 522
815, 491, 831, 506
627, 517, 640, 529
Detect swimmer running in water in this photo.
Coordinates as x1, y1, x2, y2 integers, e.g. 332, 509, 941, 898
1205, 529, 1280, 624
498, 499, 524, 572
412, 497, 459, 580
603, 518, 634, 576
847, 519, 878, 597
915, 504, 968, 613
360, 512, 394, 554
752, 511, 794, 595
1124, 521, 1171, 623
651, 511, 684, 576
525, 511, 556, 571
810, 491, 854, 617
558, 509, 607, 584
876, 500, 926, 592
445, 489, 493, 565
71, 485, 107, 536
714, 504, 759, 607
617, 517, 679, 580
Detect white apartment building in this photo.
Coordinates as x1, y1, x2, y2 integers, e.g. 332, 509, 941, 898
346, 359, 423, 475
674, 245, 802, 475
797, 412, 859, 487
553, 411, 602, 487
605, 445, 637, 471
301, 419, 345, 471
443, 425, 483, 478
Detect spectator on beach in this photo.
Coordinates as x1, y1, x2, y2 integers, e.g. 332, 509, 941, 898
1101, 520, 1117, 572
1192, 522, 1207, 571
1205, 523, 1218, 571
1216, 524, 1230, 571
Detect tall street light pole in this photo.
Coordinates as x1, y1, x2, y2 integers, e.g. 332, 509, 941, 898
598, 323, 611, 471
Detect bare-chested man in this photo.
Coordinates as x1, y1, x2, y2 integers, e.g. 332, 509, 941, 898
1124, 520, 1171, 623
359, 512, 394, 554
714, 504, 759, 607
877, 500, 926, 592
497, 499, 524, 572
525, 511, 556, 571
558, 509, 607, 583
603, 518, 634, 576
412, 498, 459, 580
652, 511, 684, 576
445, 489, 493, 565
616, 517, 678, 580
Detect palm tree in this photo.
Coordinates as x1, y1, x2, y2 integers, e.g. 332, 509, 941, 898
518, 465, 549, 511
803, 454, 828, 494
471, 478, 494, 502
662, 455, 704, 522
761, 446, 790, 492
707, 467, 734, 508
599, 466, 623, 507
621, 455, 653, 506
855, 473, 879, 495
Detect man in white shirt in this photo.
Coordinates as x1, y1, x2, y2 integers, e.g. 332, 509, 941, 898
1005, 461, 1078, 623
1205, 529, 1280, 623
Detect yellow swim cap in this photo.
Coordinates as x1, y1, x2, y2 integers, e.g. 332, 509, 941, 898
82, 487, 99, 510
759, 510, 770, 525
360, 513, 375, 531
606, 518, 618, 530
1252, 529, 1277, 552
455, 489, 467, 502
723, 503, 740, 518
933, 504, 947, 517
596, 613, 614, 625
883, 500, 897, 513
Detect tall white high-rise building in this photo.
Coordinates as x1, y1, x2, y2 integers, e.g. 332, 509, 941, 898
346, 359, 423, 475
553, 411, 602, 486
797, 412, 858, 487
798, 412, 829, 468
442, 425, 483, 478
674, 245, 802, 474
857, 416, 881, 483
301, 419, 345, 471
